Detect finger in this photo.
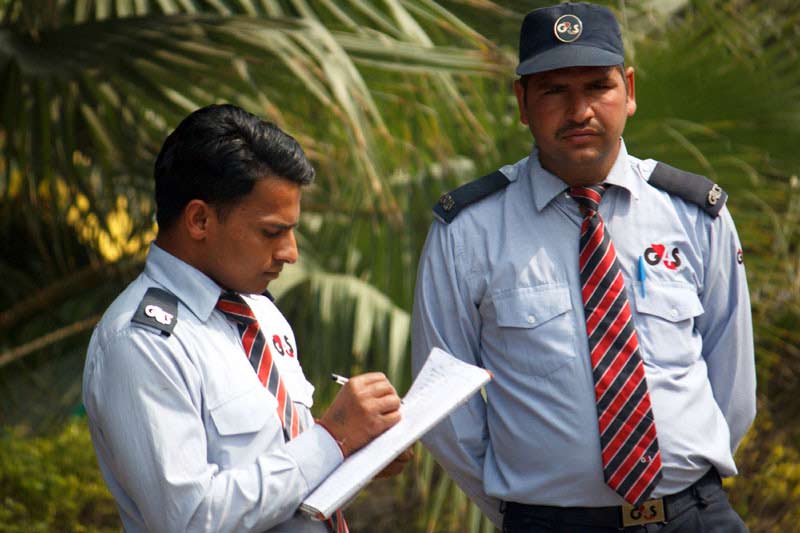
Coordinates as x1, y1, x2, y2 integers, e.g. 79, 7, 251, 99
375, 461, 404, 479
397, 447, 414, 461
348, 372, 388, 387
369, 394, 401, 414
364, 380, 399, 400
391, 453, 411, 466
386, 451, 412, 474
380, 410, 402, 427
347, 380, 398, 405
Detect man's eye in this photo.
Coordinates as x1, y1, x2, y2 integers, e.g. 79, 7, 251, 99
262, 229, 281, 238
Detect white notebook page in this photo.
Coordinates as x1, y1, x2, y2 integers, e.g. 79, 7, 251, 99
300, 347, 491, 519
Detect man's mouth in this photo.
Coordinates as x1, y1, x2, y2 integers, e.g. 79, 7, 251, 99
561, 128, 598, 141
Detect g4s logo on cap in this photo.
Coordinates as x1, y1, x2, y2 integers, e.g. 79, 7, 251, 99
554, 14, 582, 43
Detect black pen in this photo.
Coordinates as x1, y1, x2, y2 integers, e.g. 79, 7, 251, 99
330, 373, 349, 386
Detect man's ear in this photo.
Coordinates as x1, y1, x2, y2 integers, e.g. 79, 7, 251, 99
183, 199, 214, 241
624, 66, 637, 117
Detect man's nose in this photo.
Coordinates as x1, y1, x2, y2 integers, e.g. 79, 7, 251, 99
275, 230, 298, 264
566, 91, 593, 123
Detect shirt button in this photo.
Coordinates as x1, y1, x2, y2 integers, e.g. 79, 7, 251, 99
671, 308, 679, 317
527, 315, 536, 324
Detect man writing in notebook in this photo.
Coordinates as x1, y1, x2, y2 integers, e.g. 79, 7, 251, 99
83, 104, 407, 532
412, 2, 755, 532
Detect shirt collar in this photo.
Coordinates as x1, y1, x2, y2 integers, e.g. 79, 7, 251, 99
529, 139, 640, 211
144, 243, 223, 322
602, 140, 641, 200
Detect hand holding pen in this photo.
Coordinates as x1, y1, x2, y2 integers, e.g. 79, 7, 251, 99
329, 373, 413, 476
317, 372, 401, 458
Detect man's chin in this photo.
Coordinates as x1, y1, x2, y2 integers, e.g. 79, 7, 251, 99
543, 154, 615, 186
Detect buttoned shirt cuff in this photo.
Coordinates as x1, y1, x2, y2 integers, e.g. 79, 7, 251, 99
285, 424, 344, 492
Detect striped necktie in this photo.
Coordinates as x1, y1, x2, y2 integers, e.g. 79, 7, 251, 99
216, 292, 301, 440
571, 185, 663, 506
216, 292, 349, 532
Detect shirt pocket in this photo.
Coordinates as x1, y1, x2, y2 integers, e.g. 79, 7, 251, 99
209, 385, 277, 437
493, 285, 578, 377
631, 284, 704, 367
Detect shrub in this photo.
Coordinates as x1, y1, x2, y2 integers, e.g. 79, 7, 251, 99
0, 418, 119, 533
728, 413, 800, 533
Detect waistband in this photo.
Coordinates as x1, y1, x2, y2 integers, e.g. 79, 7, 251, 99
503, 468, 721, 529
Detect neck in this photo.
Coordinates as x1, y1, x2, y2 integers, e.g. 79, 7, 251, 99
539, 158, 614, 188
536, 140, 622, 187
154, 231, 200, 270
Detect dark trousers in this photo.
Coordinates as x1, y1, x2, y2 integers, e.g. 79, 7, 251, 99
502, 471, 748, 533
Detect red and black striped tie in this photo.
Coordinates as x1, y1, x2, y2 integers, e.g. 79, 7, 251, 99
216, 292, 301, 441
216, 292, 349, 532
571, 185, 663, 506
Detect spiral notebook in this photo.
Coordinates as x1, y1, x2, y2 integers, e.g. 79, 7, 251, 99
299, 347, 491, 520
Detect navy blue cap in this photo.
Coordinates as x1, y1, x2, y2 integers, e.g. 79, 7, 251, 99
516, 2, 624, 76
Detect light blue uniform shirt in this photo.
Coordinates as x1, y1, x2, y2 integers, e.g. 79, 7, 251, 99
411, 141, 756, 526
83, 244, 342, 532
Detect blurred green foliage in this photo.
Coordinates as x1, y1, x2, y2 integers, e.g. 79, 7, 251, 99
1, 416, 798, 532
1, 0, 799, 532
727, 413, 800, 533
0, 419, 118, 533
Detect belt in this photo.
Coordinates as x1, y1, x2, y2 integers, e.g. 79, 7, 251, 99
503, 468, 721, 529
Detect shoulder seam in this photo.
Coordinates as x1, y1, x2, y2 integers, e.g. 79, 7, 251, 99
648, 162, 727, 218
131, 287, 179, 336
432, 170, 511, 224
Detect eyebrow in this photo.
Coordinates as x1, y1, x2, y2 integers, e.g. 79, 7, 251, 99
263, 221, 299, 231
264, 222, 298, 230
532, 68, 616, 88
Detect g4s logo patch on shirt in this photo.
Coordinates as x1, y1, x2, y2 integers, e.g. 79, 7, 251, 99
643, 243, 683, 271
272, 334, 295, 358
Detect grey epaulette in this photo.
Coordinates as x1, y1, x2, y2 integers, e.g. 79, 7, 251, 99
433, 170, 511, 224
649, 162, 727, 218
132, 287, 178, 336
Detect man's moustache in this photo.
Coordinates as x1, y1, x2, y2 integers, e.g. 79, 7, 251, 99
556, 122, 603, 137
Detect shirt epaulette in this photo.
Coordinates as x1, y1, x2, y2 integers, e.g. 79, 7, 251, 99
648, 162, 727, 218
132, 287, 178, 336
433, 170, 511, 224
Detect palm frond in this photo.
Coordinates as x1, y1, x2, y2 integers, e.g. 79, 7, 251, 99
269, 256, 411, 401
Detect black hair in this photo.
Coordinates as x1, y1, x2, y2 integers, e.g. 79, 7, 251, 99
154, 104, 315, 230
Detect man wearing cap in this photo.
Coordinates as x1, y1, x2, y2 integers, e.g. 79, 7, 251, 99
412, 2, 755, 532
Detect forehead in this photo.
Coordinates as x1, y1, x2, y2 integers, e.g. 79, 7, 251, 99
527, 65, 619, 85
233, 176, 301, 218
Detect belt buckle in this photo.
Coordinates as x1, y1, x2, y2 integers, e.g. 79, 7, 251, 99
620, 498, 666, 527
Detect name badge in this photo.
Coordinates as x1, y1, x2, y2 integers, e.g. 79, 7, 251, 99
621, 498, 666, 527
